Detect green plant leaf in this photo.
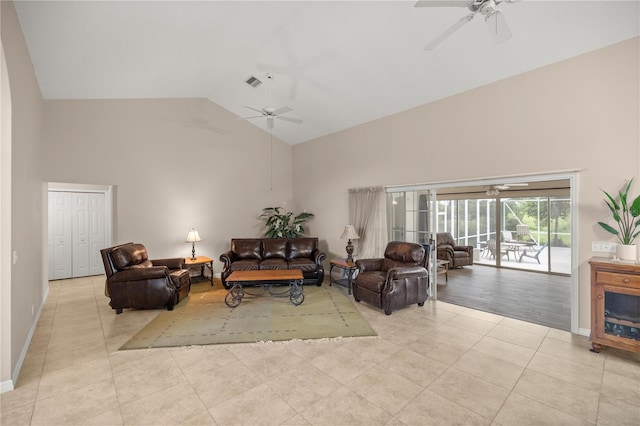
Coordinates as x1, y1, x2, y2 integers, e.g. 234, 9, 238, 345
597, 222, 619, 236
602, 191, 620, 211
630, 195, 640, 218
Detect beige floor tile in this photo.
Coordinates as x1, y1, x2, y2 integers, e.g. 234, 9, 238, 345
603, 349, 640, 381
82, 408, 123, 425
240, 345, 306, 381
452, 349, 524, 389
340, 336, 402, 363
600, 369, 640, 416
434, 301, 468, 314
395, 389, 491, 426
30, 378, 119, 426
345, 366, 424, 415
537, 335, 605, 369
120, 382, 211, 425
545, 327, 576, 342
0, 401, 34, 426
493, 392, 591, 426
471, 336, 536, 368
486, 324, 545, 350
36, 357, 113, 400
597, 396, 640, 426
42, 341, 109, 374
285, 336, 348, 359
311, 346, 377, 384
170, 345, 238, 373
513, 369, 600, 423
460, 308, 504, 323
527, 352, 603, 391
299, 386, 391, 425
408, 334, 470, 366
499, 316, 551, 336
265, 363, 340, 411
445, 314, 498, 335
428, 368, 511, 419
186, 360, 263, 408
208, 383, 297, 426
426, 324, 485, 349
281, 413, 312, 425
384, 348, 448, 387
112, 352, 188, 403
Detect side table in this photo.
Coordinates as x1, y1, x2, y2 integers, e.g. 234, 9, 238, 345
184, 256, 214, 286
436, 259, 449, 283
329, 258, 358, 294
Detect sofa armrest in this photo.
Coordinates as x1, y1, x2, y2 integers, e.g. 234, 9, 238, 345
313, 249, 326, 266
109, 266, 169, 283
219, 251, 234, 270
356, 258, 384, 273
152, 258, 184, 269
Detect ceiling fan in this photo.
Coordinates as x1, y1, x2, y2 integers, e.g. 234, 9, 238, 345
242, 74, 303, 129
486, 182, 528, 196
414, 0, 520, 50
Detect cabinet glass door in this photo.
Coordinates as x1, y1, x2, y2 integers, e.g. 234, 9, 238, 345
604, 291, 640, 340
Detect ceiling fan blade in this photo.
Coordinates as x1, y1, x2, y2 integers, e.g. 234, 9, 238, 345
277, 116, 303, 125
273, 106, 293, 115
242, 115, 264, 120
243, 105, 265, 115
415, 0, 474, 7
485, 10, 512, 44
424, 12, 475, 50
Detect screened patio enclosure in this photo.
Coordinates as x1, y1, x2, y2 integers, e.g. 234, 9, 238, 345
387, 179, 571, 275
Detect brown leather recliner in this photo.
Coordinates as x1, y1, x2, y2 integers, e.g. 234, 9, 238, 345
436, 232, 474, 268
352, 241, 429, 315
100, 242, 191, 314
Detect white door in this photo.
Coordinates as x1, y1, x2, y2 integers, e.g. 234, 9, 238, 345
72, 193, 90, 277
89, 193, 106, 275
51, 192, 72, 279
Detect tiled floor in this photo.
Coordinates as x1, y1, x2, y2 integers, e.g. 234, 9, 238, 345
2, 275, 639, 426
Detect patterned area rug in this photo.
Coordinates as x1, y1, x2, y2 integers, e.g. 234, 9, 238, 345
119, 280, 377, 350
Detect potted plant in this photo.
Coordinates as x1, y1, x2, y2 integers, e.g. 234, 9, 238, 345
260, 207, 314, 238
597, 178, 640, 260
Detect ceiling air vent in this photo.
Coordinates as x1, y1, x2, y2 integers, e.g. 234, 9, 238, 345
245, 76, 262, 88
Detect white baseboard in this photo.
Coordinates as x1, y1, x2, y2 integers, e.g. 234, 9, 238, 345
577, 327, 590, 337
3, 285, 49, 394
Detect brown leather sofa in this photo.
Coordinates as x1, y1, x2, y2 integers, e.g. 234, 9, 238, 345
352, 241, 429, 315
100, 242, 191, 314
436, 232, 474, 268
219, 238, 325, 289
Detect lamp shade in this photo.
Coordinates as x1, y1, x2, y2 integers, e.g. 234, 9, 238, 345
185, 229, 202, 243
340, 225, 360, 240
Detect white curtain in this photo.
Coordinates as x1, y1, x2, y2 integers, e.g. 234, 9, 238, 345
348, 186, 388, 258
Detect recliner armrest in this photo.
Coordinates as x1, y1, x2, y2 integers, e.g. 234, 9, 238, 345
313, 249, 326, 265
109, 266, 169, 283
219, 251, 234, 270
356, 258, 384, 273
387, 266, 428, 280
152, 258, 185, 269
452, 245, 473, 254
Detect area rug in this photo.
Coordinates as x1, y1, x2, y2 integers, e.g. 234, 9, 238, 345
119, 280, 377, 350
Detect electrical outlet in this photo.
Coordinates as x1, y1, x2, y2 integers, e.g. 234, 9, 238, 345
592, 242, 617, 253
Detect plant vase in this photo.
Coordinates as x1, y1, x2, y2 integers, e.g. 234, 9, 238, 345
617, 244, 637, 261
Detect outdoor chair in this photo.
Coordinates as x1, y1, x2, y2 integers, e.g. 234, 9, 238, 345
519, 244, 548, 264
487, 239, 510, 260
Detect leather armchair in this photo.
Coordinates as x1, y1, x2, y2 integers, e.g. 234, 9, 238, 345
100, 242, 191, 314
352, 241, 429, 315
436, 232, 473, 268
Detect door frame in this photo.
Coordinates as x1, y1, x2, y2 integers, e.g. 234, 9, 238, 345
46, 182, 113, 278
386, 171, 579, 334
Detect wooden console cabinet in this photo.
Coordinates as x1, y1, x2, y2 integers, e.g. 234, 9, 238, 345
589, 258, 640, 353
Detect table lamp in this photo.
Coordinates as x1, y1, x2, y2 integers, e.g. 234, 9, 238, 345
340, 225, 360, 262
185, 228, 202, 260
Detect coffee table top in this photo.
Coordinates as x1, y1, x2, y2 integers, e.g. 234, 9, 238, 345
227, 270, 303, 282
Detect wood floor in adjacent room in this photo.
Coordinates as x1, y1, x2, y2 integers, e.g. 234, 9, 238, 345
436, 265, 571, 331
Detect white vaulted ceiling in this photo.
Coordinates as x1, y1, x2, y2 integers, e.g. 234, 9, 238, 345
13, 1, 640, 144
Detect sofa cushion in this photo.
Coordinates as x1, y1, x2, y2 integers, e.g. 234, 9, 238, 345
232, 239, 262, 260
263, 239, 287, 259
259, 258, 288, 270
382, 258, 419, 272
288, 238, 316, 260
288, 258, 317, 272
125, 260, 153, 269
111, 243, 148, 269
229, 259, 260, 271
353, 271, 386, 293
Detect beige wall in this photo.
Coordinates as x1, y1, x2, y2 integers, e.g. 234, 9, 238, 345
292, 37, 640, 331
42, 98, 295, 263
1, 0, 45, 389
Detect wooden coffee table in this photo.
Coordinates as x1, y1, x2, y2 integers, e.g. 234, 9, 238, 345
225, 270, 304, 308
